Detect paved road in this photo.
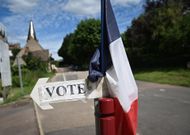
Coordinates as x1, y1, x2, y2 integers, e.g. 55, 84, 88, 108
138, 81, 190, 135
0, 99, 39, 135
1, 71, 190, 135
38, 100, 95, 135
38, 71, 94, 135
37, 72, 190, 135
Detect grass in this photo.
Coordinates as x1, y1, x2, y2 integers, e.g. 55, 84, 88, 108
0, 71, 54, 104
134, 68, 190, 87
3, 86, 33, 104
1, 68, 189, 105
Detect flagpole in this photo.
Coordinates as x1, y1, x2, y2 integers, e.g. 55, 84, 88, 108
94, 1, 116, 134
100, 0, 105, 74
91, 0, 138, 134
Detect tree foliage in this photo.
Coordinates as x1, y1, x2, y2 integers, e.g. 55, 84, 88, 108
11, 48, 21, 60
58, 19, 101, 68
23, 53, 48, 71
123, 0, 190, 67
58, 0, 190, 69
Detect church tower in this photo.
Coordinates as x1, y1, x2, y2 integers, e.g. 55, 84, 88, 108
13, 20, 49, 66
27, 20, 37, 41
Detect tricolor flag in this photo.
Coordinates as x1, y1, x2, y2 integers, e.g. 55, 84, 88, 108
88, 0, 138, 134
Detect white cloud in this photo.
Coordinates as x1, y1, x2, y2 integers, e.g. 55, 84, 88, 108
6, 0, 38, 13
63, 0, 100, 16
1, 0, 144, 60
63, 0, 141, 16
112, 0, 141, 5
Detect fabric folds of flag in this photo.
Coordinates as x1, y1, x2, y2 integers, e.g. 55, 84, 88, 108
88, 0, 138, 135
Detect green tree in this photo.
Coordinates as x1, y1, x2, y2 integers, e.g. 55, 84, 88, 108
124, 0, 190, 67
23, 53, 48, 71
58, 33, 75, 65
10, 48, 21, 62
58, 19, 101, 69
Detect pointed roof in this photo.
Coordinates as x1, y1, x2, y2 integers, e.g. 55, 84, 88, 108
27, 20, 37, 41
13, 20, 49, 66
26, 38, 44, 51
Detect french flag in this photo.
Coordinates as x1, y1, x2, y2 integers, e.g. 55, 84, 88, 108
88, 0, 138, 134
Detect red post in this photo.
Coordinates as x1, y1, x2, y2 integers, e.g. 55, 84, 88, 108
94, 98, 116, 135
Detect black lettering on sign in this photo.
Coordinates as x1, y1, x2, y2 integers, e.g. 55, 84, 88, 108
77, 83, 86, 94
67, 84, 76, 95
56, 86, 67, 96
46, 87, 55, 97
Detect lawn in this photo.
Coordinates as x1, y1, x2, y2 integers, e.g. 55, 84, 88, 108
0, 71, 54, 104
3, 86, 33, 104
1, 68, 190, 104
134, 68, 190, 87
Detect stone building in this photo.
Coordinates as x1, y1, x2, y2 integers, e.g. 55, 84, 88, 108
9, 43, 20, 50
13, 21, 49, 66
0, 23, 7, 42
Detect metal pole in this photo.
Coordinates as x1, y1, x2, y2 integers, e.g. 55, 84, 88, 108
17, 56, 23, 93
2, 87, 7, 100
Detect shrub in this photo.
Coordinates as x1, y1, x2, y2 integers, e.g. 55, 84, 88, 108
23, 52, 48, 72
12, 76, 20, 87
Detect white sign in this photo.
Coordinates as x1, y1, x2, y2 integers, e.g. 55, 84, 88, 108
0, 40, 12, 87
30, 78, 107, 110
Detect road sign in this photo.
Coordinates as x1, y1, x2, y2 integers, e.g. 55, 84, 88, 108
0, 40, 12, 87
31, 77, 107, 110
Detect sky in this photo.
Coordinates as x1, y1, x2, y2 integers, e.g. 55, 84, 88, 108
0, 0, 145, 60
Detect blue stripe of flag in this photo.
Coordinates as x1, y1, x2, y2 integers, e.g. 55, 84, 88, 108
88, 0, 121, 82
